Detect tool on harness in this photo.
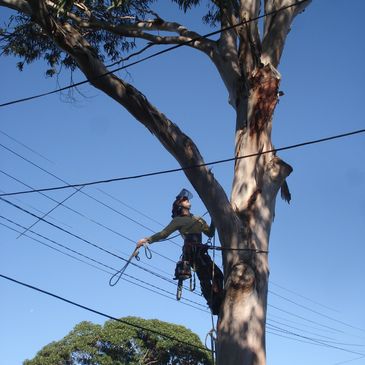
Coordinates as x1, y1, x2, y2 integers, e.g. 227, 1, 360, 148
109, 243, 152, 286
174, 232, 208, 300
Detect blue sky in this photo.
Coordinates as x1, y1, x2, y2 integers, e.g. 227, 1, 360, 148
0, 1, 365, 364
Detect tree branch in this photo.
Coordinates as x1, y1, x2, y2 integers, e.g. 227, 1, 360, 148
262, 0, 312, 67
0, 0, 32, 15
238, 0, 262, 75
23, 0, 239, 247
43, 1, 216, 57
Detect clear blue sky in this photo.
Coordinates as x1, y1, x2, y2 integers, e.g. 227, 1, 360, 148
1, 1, 364, 364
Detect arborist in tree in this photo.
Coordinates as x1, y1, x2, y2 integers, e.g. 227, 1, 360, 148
137, 189, 224, 315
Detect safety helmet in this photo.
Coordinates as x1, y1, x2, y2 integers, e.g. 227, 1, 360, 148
171, 189, 193, 218
176, 188, 193, 200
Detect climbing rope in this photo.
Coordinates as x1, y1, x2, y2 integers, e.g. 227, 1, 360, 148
109, 243, 152, 286
206, 234, 218, 364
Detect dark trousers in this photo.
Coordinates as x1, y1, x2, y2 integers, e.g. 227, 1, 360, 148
183, 242, 224, 314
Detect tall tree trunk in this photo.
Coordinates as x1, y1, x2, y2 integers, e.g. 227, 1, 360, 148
216, 65, 293, 365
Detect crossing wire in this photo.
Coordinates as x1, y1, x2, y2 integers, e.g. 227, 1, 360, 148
1, 128, 364, 198
0, 143, 182, 250
0, 0, 310, 108
1, 269, 363, 358
0, 217, 208, 312
0, 169, 179, 268
0, 197, 204, 295
2, 211, 360, 340
0, 273, 210, 352
3, 211, 363, 346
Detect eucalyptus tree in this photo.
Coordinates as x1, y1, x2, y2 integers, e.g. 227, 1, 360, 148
0, 1, 311, 364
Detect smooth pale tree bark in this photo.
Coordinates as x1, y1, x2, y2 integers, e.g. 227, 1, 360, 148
0, 1, 311, 364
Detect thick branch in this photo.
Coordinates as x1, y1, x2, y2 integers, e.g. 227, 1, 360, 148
43, 1, 216, 56
238, 0, 262, 75
0, 0, 32, 15
25, 0, 240, 247
262, 0, 312, 67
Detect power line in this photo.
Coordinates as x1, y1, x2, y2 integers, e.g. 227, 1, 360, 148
0, 272, 210, 352
269, 291, 365, 333
0, 0, 309, 108
0, 170, 177, 270
267, 324, 365, 357
1, 127, 364, 198
0, 128, 53, 163
0, 217, 208, 312
0, 197, 204, 294
269, 304, 346, 334
0, 142, 179, 245
270, 280, 339, 313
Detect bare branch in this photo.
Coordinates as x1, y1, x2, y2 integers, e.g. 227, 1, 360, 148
262, 0, 312, 67
238, 0, 261, 75
23, 3, 237, 240
0, 0, 32, 15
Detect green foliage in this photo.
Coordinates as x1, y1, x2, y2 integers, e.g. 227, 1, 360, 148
0, 1, 154, 75
23, 316, 212, 365
0, 1, 232, 76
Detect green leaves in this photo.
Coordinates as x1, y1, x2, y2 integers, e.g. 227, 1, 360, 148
23, 316, 212, 365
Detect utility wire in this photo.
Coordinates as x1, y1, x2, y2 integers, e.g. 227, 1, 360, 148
0, 198, 203, 294
0, 217, 208, 312
269, 304, 345, 334
0, 128, 53, 163
0, 272, 210, 352
270, 280, 339, 313
0, 142, 179, 245
0, 169, 177, 268
16, 186, 83, 238
269, 291, 365, 333
0, 267, 360, 358
1, 128, 364, 198
267, 324, 365, 357
0, 0, 309, 108
0, 187, 73, 229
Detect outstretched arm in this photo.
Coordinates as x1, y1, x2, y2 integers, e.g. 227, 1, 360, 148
136, 218, 181, 248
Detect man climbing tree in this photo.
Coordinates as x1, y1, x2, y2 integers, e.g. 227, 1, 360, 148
137, 188, 224, 314
0, 1, 311, 364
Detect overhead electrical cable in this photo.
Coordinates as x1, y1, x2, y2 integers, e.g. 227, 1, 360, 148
267, 318, 336, 341
270, 291, 365, 333
269, 304, 345, 334
0, 270, 360, 357
0, 169, 176, 268
268, 313, 341, 335
0, 272, 210, 352
0, 142, 176, 239
1, 206, 359, 341
266, 323, 365, 356
270, 280, 339, 313
0, 0, 309, 108
0, 198, 203, 294
16, 186, 83, 238
1, 128, 364, 197
0, 128, 53, 163
0, 187, 73, 229
0, 143, 182, 250
0, 218, 208, 312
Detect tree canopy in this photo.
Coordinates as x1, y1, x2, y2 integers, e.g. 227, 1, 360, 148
23, 316, 212, 365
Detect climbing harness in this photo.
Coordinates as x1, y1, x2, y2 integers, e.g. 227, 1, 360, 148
109, 243, 152, 286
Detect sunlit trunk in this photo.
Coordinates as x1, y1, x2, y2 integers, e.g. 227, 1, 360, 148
216, 65, 292, 365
